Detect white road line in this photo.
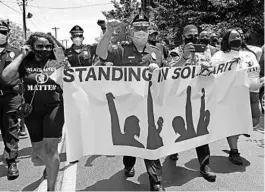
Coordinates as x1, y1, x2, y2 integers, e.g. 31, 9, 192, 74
60, 161, 78, 191
36, 128, 66, 192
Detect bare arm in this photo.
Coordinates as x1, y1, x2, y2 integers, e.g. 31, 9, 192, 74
96, 20, 121, 60
2, 54, 24, 84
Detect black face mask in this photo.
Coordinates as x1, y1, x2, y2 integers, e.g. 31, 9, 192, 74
184, 36, 198, 44
200, 38, 210, 45
34, 50, 51, 61
229, 39, 242, 49
212, 38, 218, 43
148, 40, 157, 46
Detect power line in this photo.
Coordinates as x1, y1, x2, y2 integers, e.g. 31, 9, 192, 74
0, 1, 21, 14
32, 0, 48, 21
27, 2, 112, 10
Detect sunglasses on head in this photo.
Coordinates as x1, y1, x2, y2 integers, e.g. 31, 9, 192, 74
0, 30, 8, 35
35, 44, 52, 50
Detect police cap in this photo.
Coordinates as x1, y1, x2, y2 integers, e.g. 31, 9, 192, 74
0, 19, 10, 32
131, 13, 149, 27
70, 25, 84, 35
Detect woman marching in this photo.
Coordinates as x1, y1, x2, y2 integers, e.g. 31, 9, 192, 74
211, 29, 261, 165
2, 32, 65, 191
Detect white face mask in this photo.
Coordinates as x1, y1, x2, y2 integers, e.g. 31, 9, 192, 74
133, 31, 149, 46
72, 37, 83, 47
0, 33, 7, 45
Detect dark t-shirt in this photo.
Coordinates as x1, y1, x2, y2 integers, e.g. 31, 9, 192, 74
18, 56, 62, 107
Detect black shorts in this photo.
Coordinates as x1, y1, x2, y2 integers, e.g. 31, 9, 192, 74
25, 103, 64, 142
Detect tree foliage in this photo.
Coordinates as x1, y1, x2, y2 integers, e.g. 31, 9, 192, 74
102, 0, 264, 47
8, 21, 32, 48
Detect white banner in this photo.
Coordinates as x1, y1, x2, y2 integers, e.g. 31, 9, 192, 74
61, 60, 252, 161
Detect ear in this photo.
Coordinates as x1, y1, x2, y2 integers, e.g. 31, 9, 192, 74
82, 37, 85, 41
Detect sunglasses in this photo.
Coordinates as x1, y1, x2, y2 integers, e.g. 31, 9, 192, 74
0, 30, 8, 35
133, 26, 149, 32
72, 35, 83, 38
34, 44, 52, 50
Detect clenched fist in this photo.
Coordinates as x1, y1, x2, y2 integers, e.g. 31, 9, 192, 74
106, 19, 122, 36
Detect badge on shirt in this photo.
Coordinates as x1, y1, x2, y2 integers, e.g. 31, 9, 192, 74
128, 56, 135, 59
9, 52, 15, 59
151, 52, 157, 60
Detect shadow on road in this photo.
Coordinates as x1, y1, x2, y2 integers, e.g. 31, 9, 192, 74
160, 156, 201, 188
79, 170, 148, 191
22, 177, 43, 191
85, 155, 101, 167
185, 154, 250, 174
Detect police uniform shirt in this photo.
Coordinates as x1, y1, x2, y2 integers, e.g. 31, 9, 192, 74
101, 42, 164, 67
65, 44, 97, 67
0, 44, 20, 88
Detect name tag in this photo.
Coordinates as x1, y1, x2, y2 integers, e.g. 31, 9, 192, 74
128, 56, 135, 59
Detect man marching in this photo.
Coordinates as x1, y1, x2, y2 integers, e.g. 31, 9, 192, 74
96, 13, 165, 191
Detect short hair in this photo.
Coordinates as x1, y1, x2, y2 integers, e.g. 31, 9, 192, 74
183, 25, 198, 34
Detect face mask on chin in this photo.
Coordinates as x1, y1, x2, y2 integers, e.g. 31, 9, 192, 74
0, 33, 7, 45
34, 49, 51, 61
73, 37, 83, 47
133, 31, 149, 46
230, 39, 242, 50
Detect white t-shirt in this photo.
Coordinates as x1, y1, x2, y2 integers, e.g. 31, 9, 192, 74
247, 45, 262, 62
211, 50, 261, 93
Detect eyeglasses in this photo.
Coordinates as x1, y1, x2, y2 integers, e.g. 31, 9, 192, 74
0, 30, 8, 35
72, 35, 83, 38
34, 44, 52, 50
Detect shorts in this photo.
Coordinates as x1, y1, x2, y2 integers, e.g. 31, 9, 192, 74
250, 92, 260, 121
25, 103, 64, 142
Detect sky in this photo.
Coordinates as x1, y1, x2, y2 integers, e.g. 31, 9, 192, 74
0, 0, 114, 47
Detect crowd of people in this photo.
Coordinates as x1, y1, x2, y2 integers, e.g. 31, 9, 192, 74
0, 9, 264, 191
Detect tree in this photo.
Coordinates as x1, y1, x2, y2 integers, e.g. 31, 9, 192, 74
8, 21, 32, 48
103, 0, 264, 47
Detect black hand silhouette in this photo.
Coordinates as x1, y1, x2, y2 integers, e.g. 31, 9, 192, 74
173, 86, 210, 143
146, 81, 164, 149
106, 92, 144, 148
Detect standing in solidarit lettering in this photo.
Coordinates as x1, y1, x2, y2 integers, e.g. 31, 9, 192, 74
2, 32, 64, 191
0, 18, 22, 180
65, 25, 97, 67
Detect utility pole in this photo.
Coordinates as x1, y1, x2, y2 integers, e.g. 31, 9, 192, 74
22, 0, 27, 40
64, 39, 69, 49
52, 27, 59, 39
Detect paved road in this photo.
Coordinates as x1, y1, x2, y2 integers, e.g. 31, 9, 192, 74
0, 115, 264, 191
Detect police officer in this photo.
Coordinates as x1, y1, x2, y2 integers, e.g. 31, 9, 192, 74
96, 13, 165, 191
0, 19, 22, 180
65, 25, 97, 67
